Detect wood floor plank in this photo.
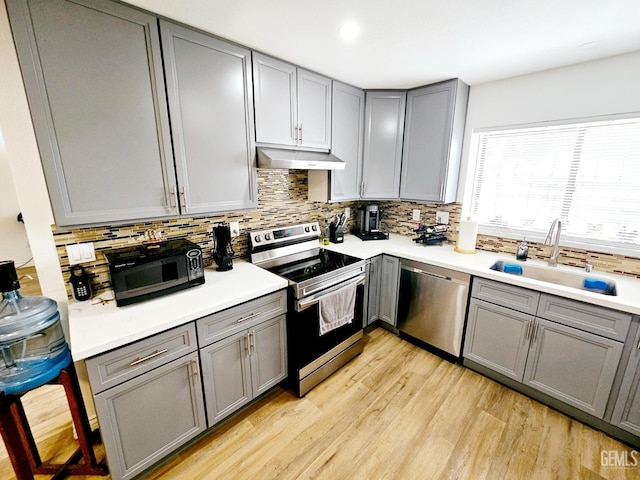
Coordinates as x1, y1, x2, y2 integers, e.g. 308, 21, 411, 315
1, 327, 637, 480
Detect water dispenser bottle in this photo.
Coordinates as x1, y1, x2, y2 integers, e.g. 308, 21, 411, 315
0, 261, 71, 394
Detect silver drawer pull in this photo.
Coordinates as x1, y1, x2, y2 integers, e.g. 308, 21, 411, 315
237, 312, 260, 323
130, 348, 168, 366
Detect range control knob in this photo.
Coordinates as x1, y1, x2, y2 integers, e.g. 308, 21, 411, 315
254, 234, 262, 243
311, 224, 318, 231
304, 226, 310, 232
265, 233, 272, 241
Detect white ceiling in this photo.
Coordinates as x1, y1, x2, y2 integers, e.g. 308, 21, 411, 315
123, 0, 640, 88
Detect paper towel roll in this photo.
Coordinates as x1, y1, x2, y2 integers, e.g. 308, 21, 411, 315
455, 217, 478, 254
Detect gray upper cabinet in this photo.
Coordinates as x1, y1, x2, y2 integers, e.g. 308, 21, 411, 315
330, 82, 365, 201
160, 20, 257, 215
308, 81, 365, 203
610, 322, 640, 436
362, 91, 406, 199
7, 0, 177, 227
400, 79, 469, 203
252, 52, 331, 149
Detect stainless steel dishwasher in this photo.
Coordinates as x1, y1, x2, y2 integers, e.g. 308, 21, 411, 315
396, 258, 470, 357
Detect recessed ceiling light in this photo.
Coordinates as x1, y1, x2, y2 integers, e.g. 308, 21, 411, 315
340, 21, 360, 41
578, 41, 598, 50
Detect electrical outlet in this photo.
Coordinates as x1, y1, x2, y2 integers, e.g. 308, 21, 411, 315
412, 209, 421, 221
229, 221, 240, 238
344, 207, 350, 218
436, 211, 449, 224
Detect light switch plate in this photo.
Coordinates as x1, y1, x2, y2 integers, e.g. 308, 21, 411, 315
66, 242, 96, 265
412, 209, 421, 221
345, 207, 350, 218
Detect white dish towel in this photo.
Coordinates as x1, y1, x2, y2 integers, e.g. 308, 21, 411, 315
318, 280, 357, 336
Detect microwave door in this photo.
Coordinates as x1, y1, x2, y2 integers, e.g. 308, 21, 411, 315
114, 258, 189, 302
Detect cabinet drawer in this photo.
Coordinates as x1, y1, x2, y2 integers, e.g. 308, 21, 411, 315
537, 294, 632, 341
471, 278, 540, 315
196, 290, 287, 347
86, 323, 197, 394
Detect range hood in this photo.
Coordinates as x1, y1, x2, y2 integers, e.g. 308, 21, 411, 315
257, 147, 346, 170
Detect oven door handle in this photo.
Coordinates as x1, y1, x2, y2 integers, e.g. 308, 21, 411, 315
295, 275, 366, 312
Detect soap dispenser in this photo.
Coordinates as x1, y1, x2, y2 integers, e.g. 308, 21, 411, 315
516, 238, 529, 261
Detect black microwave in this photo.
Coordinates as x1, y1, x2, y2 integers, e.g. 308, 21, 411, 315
105, 239, 205, 306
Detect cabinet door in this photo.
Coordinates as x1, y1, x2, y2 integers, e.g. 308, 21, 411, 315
523, 318, 623, 418
160, 21, 257, 215
400, 80, 468, 202
366, 256, 382, 325
200, 330, 252, 426
463, 299, 533, 381
330, 81, 365, 202
611, 324, 640, 435
93, 353, 205, 480
379, 255, 400, 326
7, 0, 176, 226
252, 52, 297, 146
297, 69, 332, 149
249, 315, 288, 397
362, 91, 406, 199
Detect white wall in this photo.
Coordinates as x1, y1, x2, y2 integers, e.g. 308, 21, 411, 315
458, 50, 640, 206
0, 132, 33, 264
0, 1, 68, 330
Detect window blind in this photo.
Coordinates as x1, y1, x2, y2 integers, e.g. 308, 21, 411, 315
470, 116, 640, 252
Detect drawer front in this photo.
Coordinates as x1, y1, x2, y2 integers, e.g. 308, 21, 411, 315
537, 294, 632, 341
471, 278, 540, 315
196, 290, 287, 347
86, 323, 197, 394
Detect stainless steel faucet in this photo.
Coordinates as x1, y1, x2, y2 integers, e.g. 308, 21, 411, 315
544, 218, 562, 267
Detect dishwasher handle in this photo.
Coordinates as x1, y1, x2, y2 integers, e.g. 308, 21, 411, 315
401, 264, 469, 286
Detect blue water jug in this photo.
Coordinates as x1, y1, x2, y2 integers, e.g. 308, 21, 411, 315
0, 261, 71, 394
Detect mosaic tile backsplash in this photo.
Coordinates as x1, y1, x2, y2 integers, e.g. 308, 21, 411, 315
54, 169, 640, 297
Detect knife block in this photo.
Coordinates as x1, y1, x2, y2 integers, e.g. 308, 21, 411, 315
329, 222, 344, 244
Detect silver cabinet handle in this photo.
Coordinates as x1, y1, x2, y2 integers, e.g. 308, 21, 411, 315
237, 312, 260, 323
245, 334, 250, 353
170, 188, 179, 211
532, 321, 540, 342
250, 330, 256, 354
294, 126, 300, 143
299, 124, 303, 144
525, 319, 532, 341
180, 186, 188, 214
440, 183, 445, 200
191, 358, 200, 379
637, 337, 640, 350
130, 348, 168, 367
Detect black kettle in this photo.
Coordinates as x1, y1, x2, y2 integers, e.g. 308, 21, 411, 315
212, 223, 234, 271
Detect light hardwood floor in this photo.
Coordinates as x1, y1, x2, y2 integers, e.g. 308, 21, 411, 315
1, 327, 637, 479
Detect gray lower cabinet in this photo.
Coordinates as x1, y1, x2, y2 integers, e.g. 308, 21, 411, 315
364, 255, 382, 326
200, 315, 287, 426
379, 255, 401, 326
399, 79, 469, 203
160, 20, 257, 215
464, 278, 630, 419
611, 323, 640, 436
7, 0, 177, 227
86, 324, 205, 480
308, 81, 365, 202
252, 52, 331, 149
361, 91, 406, 199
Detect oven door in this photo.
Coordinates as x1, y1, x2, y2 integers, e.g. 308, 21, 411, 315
286, 275, 366, 375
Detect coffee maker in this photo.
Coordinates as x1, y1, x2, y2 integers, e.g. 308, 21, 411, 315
354, 205, 389, 240
212, 223, 234, 271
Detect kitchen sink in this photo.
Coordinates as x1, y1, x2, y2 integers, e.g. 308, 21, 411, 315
489, 260, 617, 296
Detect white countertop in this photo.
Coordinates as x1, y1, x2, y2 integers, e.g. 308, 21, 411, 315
68, 260, 287, 361
323, 234, 640, 316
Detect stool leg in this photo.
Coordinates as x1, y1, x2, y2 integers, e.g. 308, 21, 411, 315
58, 364, 102, 470
0, 393, 35, 480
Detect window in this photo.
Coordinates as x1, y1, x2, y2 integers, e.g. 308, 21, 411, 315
469, 115, 640, 253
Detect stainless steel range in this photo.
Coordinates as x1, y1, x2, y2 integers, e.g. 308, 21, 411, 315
249, 222, 366, 396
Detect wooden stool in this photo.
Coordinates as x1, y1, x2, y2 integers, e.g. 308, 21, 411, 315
0, 360, 108, 480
